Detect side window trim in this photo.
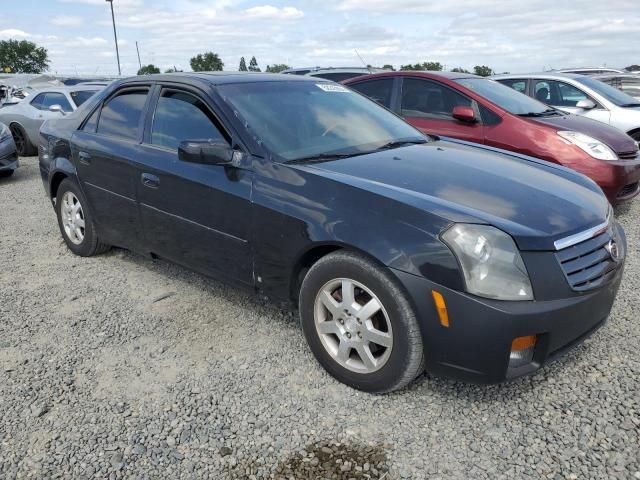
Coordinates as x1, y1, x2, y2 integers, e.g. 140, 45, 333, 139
145, 84, 232, 150
94, 85, 153, 143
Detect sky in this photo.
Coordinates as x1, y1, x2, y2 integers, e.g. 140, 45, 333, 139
0, 0, 638, 76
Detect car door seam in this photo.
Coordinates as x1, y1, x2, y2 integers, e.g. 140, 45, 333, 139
139, 202, 248, 244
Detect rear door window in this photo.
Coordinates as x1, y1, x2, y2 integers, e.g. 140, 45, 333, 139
498, 79, 527, 94
349, 78, 394, 109
97, 89, 148, 141
70, 90, 97, 107
400, 78, 472, 120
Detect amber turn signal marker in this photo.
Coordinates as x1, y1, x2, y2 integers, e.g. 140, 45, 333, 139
431, 290, 449, 327
511, 335, 537, 351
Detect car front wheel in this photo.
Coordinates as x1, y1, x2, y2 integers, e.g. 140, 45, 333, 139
55, 178, 110, 256
299, 251, 425, 393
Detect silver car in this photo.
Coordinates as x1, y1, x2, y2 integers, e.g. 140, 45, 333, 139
493, 73, 640, 142
592, 74, 640, 101
553, 67, 625, 76
0, 86, 100, 156
282, 66, 389, 82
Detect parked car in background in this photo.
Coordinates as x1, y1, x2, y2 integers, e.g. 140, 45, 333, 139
493, 73, 640, 142
39, 72, 625, 391
0, 122, 18, 177
592, 74, 640, 101
344, 72, 640, 203
0, 86, 101, 156
282, 66, 389, 82
554, 67, 626, 76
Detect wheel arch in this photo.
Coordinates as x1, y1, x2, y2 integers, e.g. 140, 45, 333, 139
627, 127, 640, 140
49, 157, 78, 200
289, 242, 390, 303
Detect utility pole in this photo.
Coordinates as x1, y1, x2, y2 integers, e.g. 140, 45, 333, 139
136, 41, 142, 70
105, 0, 121, 76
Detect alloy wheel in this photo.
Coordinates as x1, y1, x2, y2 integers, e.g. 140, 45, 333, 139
60, 191, 86, 245
313, 278, 393, 374
10, 125, 26, 156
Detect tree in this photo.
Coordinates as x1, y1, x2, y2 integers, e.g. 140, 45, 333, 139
473, 65, 493, 77
190, 52, 224, 72
451, 67, 470, 73
382, 64, 395, 71
265, 64, 290, 73
248, 56, 261, 72
239, 57, 247, 71
137, 64, 160, 75
399, 61, 442, 71
624, 64, 640, 72
0, 39, 49, 74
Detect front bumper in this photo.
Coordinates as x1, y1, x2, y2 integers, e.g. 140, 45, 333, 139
596, 157, 640, 203
391, 248, 625, 384
0, 136, 18, 171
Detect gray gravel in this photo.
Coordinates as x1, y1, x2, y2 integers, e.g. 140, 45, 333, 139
1, 156, 639, 479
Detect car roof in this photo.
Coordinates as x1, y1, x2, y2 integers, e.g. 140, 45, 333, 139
126, 72, 326, 85
31, 85, 103, 94
345, 70, 479, 83
491, 72, 585, 81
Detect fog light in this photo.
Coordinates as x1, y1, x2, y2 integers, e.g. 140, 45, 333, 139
509, 335, 537, 368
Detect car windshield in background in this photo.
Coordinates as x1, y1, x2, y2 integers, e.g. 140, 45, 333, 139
455, 78, 556, 116
575, 76, 640, 107
218, 81, 426, 162
70, 90, 98, 107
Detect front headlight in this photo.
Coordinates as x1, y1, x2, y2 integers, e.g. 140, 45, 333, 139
557, 131, 617, 161
442, 224, 533, 301
0, 123, 10, 142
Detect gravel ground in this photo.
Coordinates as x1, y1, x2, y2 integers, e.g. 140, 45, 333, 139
1, 156, 639, 480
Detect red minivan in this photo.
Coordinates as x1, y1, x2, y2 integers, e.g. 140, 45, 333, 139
344, 72, 640, 204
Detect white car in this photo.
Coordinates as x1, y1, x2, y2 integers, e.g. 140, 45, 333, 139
493, 73, 640, 142
0, 86, 100, 156
553, 67, 625, 76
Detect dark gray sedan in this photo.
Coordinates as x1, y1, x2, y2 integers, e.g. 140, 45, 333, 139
0, 122, 18, 178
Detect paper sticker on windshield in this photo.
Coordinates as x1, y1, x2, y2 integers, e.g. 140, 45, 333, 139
316, 84, 350, 93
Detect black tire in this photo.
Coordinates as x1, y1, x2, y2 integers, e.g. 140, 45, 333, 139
9, 124, 35, 156
299, 251, 425, 393
55, 178, 110, 256
0, 169, 14, 178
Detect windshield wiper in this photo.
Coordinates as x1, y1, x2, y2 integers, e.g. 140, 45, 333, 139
285, 152, 362, 165
518, 109, 561, 117
373, 139, 428, 151
620, 103, 640, 108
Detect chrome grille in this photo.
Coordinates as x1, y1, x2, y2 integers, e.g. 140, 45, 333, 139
556, 230, 621, 292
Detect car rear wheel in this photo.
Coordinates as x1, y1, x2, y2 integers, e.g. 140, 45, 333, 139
299, 251, 425, 393
55, 178, 110, 256
9, 124, 35, 156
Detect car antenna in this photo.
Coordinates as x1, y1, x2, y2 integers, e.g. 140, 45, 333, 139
354, 49, 372, 73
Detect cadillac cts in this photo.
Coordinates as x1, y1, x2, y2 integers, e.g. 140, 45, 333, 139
39, 73, 626, 392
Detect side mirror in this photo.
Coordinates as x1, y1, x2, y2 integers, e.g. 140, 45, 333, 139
178, 140, 234, 165
49, 104, 66, 115
452, 105, 477, 123
576, 99, 596, 110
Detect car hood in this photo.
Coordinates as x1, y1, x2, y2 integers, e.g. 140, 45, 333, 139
295, 140, 609, 251
531, 113, 638, 154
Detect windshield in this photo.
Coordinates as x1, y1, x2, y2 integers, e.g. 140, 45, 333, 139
575, 76, 640, 107
218, 81, 426, 161
70, 90, 98, 107
455, 78, 553, 115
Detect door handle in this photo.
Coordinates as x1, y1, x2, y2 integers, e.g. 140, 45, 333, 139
78, 151, 92, 165
141, 173, 160, 189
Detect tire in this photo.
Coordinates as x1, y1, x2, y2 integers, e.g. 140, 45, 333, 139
55, 178, 110, 256
0, 169, 14, 178
299, 251, 425, 393
9, 124, 35, 156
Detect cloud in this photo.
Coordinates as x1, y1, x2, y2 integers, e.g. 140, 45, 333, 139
244, 5, 304, 19
50, 15, 84, 27
0, 29, 30, 38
